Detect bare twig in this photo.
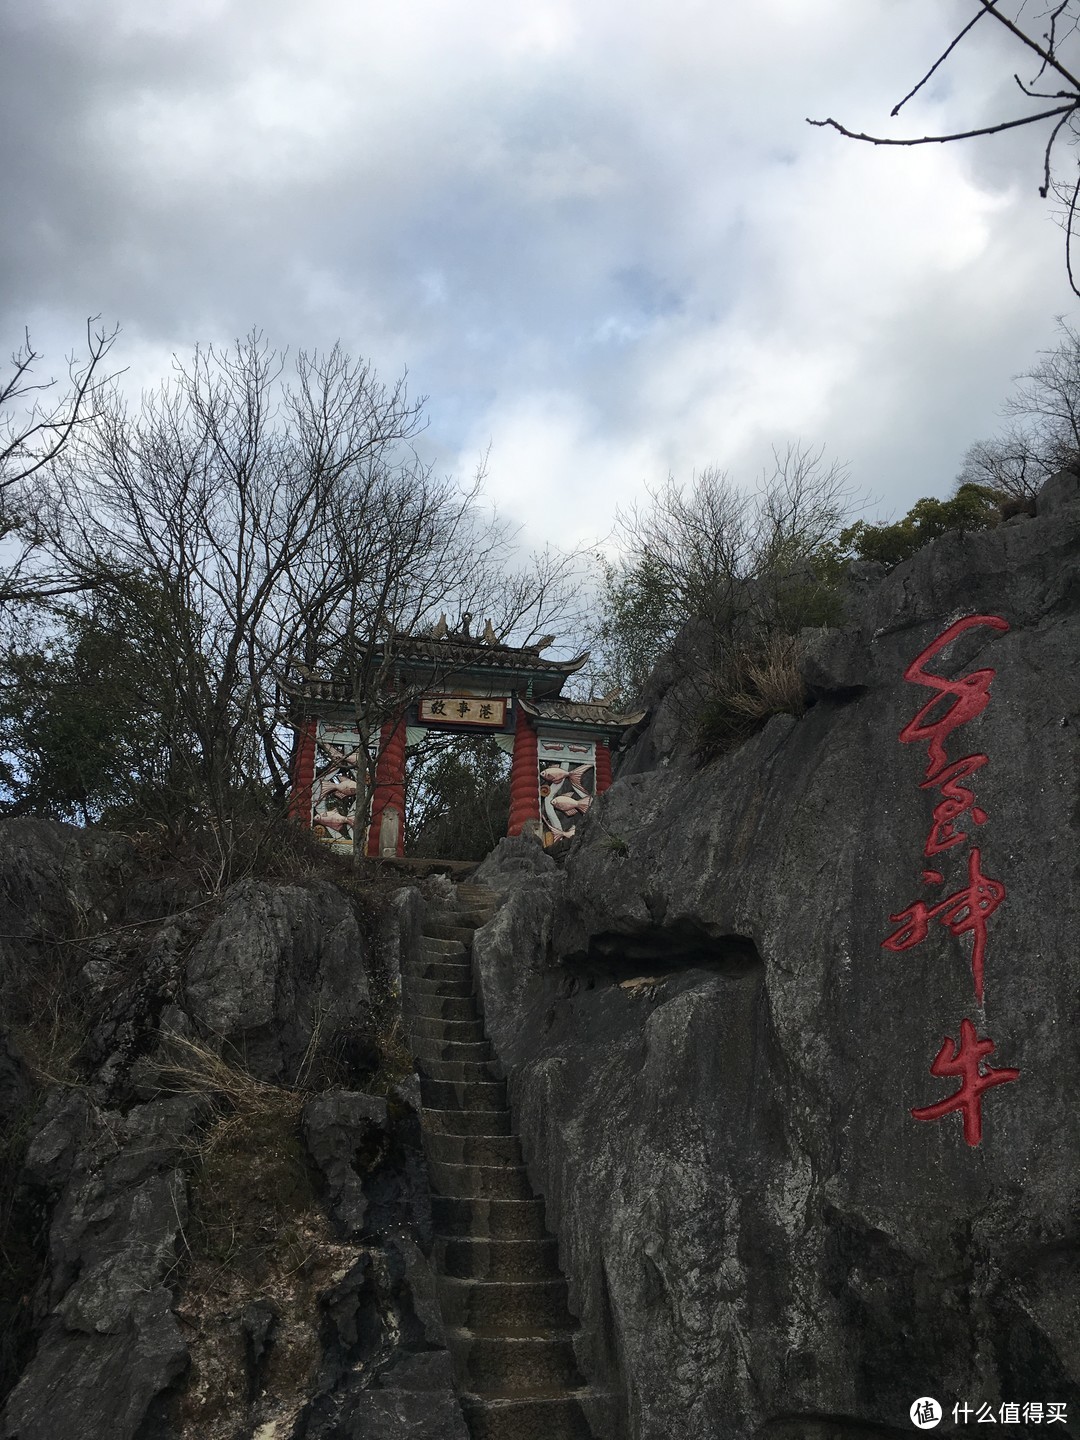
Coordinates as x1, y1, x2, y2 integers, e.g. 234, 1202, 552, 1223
1065, 169, 1080, 294
807, 103, 1076, 147
1040, 108, 1076, 194
975, 0, 1080, 93
891, 11, 987, 116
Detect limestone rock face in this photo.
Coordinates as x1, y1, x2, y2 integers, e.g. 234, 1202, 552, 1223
473, 474, 1080, 1439
0, 836, 460, 1440
0, 819, 134, 988
185, 878, 371, 1083
1, 1091, 201, 1440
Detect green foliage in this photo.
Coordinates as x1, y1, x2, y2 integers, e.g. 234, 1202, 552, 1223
832, 483, 1000, 569
0, 578, 275, 832
406, 736, 510, 860
588, 446, 858, 705
588, 552, 684, 699
0, 587, 186, 824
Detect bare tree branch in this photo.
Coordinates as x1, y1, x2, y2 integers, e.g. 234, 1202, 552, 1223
809, 3, 1080, 297
807, 103, 1076, 148
975, 0, 1080, 92
891, 11, 987, 117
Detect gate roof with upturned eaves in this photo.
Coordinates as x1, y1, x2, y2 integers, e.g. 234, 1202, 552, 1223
279, 626, 645, 741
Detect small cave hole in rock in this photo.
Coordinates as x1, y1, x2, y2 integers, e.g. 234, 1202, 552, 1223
566, 920, 763, 987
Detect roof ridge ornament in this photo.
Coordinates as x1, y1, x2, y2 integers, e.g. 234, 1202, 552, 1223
525, 634, 557, 654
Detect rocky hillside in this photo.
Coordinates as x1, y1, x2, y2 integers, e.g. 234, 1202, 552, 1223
470, 471, 1080, 1438
0, 823, 468, 1440
3, 473, 1080, 1440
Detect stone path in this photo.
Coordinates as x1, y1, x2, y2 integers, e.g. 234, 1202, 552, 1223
403, 881, 614, 1440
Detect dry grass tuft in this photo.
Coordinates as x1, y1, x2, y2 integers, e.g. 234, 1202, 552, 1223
697, 632, 809, 758
722, 633, 809, 722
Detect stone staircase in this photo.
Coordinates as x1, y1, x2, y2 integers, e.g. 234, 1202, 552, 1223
402, 881, 615, 1440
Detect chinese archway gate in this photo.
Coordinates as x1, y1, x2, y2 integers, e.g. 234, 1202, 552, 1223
282, 623, 644, 857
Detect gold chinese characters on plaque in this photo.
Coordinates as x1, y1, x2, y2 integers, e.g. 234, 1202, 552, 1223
419, 696, 508, 727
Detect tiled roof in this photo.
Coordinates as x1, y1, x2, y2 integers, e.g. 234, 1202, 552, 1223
278, 632, 591, 708
518, 697, 647, 730
380, 633, 590, 675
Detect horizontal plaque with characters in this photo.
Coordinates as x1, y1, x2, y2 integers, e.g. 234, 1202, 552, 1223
419, 695, 508, 727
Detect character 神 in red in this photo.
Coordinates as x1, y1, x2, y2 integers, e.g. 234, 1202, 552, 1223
882, 846, 1005, 1004
911, 1017, 1019, 1145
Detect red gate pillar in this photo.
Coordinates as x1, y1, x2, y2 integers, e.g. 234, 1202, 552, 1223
366, 715, 407, 857
289, 718, 318, 825
595, 740, 613, 795
507, 708, 540, 837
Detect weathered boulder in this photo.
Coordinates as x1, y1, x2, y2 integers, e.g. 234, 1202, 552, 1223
0, 820, 134, 992
185, 878, 372, 1084
473, 473, 1080, 1439
0, 828, 462, 1440
303, 1087, 433, 1244
0, 1092, 203, 1440
294, 1246, 467, 1440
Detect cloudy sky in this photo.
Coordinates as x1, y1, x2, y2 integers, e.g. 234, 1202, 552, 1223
2, 0, 1078, 553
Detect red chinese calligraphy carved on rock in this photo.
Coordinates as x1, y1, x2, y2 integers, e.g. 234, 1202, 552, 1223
899, 614, 1010, 778
911, 1017, 1019, 1145
882, 847, 1005, 1005
890, 613, 1017, 1147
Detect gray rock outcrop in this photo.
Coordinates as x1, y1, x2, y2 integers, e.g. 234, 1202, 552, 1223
472, 474, 1080, 1439
185, 878, 371, 1083
0, 835, 461, 1440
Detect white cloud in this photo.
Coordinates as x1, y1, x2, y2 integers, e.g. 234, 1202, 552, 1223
1, 0, 1076, 558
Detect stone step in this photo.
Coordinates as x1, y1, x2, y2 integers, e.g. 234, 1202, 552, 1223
407, 995, 481, 1023
455, 908, 496, 929
423, 1132, 523, 1168
423, 921, 478, 944
408, 1016, 486, 1044
408, 958, 472, 983
415, 887, 608, 1432
416, 1059, 500, 1084
458, 1391, 608, 1440
428, 1161, 533, 1201
419, 935, 469, 958
434, 1237, 562, 1282
405, 974, 475, 999
432, 1196, 548, 1241
446, 1331, 583, 1395
412, 1039, 492, 1065
423, 1108, 513, 1137
438, 1277, 572, 1335
420, 1077, 506, 1110
455, 885, 497, 902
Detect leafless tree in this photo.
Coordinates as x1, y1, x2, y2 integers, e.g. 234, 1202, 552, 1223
0, 318, 120, 605
957, 317, 1080, 497
44, 332, 586, 858
956, 427, 1046, 500
48, 334, 429, 832
589, 444, 860, 739
280, 450, 587, 860
808, 2, 1080, 294
615, 442, 856, 633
